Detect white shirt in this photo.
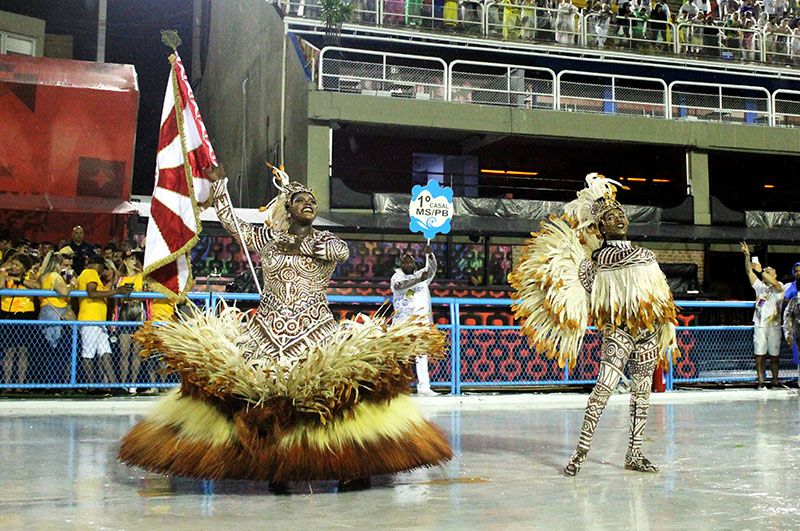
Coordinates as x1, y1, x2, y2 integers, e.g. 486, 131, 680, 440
752, 279, 787, 327
679, 2, 698, 18
391, 252, 437, 324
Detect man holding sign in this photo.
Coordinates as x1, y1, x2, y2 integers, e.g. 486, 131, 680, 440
397, 180, 454, 396
392, 245, 439, 396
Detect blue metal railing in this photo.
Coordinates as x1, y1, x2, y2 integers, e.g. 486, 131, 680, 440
0, 290, 793, 393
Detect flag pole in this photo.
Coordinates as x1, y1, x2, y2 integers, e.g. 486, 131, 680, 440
222, 184, 262, 296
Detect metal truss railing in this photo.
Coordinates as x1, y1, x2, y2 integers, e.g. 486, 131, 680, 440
0, 290, 794, 393
319, 46, 800, 128
668, 80, 771, 125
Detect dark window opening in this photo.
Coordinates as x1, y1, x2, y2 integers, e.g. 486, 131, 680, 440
709, 152, 800, 212
331, 125, 687, 208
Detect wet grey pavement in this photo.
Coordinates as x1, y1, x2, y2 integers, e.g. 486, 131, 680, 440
0, 390, 798, 530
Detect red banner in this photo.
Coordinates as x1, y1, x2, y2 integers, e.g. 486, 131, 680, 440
0, 54, 138, 210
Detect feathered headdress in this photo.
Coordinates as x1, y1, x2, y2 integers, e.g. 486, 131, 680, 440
564, 173, 627, 232
259, 163, 315, 231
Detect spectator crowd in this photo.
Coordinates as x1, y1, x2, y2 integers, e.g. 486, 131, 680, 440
0, 227, 174, 393
286, 0, 800, 64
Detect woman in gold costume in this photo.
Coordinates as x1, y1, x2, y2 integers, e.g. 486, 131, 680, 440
118, 165, 452, 489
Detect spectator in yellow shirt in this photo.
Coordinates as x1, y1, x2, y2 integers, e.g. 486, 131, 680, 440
77, 255, 132, 386
143, 281, 176, 392
0, 253, 40, 387
37, 251, 75, 344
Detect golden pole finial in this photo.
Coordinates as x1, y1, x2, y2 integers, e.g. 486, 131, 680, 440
160, 30, 182, 51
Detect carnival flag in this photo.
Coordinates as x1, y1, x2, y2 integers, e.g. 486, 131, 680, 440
143, 52, 217, 299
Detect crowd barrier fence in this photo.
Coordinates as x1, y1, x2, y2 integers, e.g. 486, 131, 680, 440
0, 290, 794, 393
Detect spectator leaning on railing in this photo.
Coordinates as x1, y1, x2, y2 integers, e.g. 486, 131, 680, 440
702, 13, 720, 55
114, 250, 145, 393
76, 255, 133, 387
742, 11, 757, 59
689, 12, 704, 54
680, 0, 700, 21
650, 2, 669, 48
630, 6, 648, 48
36, 251, 76, 383
520, 0, 536, 39
791, 25, 800, 64
555, 0, 578, 44
776, 17, 792, 59
503, 0, 522, 40
764, 16, 779, 59
595, 3, 613, 47
0, 252, 40, 389
724, 11, 744, 57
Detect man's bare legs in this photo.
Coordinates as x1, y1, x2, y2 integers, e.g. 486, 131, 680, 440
769, 355, 781, 387
81, 357, 94, 384
3, 347, 28, 386
755, 354, 766, 388
99, 353, 115, 384
118, 334, 141, 386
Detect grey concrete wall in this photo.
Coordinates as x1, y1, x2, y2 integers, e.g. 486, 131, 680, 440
198, 1, 309, 208
309, 91, 800, 154
0, 10, 46, 56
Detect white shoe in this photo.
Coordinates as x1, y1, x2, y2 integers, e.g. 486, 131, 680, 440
127, 387, 137, 394
416, 388, 439, 397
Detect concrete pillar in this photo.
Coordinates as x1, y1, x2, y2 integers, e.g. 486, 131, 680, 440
96, 0, 107, 63
307, 123, 331, 212
687, 149, 710, 225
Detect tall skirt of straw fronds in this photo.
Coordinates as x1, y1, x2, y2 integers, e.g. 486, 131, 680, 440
117, 307, 453, 481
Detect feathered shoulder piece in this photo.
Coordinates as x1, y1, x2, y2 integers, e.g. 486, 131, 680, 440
508, 215, 592, 369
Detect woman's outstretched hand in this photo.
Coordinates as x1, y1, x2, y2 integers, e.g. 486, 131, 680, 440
204, 164, 226, 182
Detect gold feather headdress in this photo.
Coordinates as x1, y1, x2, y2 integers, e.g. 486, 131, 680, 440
259, 163, 315, 231
564, 173, 628, 231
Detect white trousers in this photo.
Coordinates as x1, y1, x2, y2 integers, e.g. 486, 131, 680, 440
416, 355, 431, 392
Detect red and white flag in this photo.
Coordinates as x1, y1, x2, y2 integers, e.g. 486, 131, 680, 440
144, 52, 216, 299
